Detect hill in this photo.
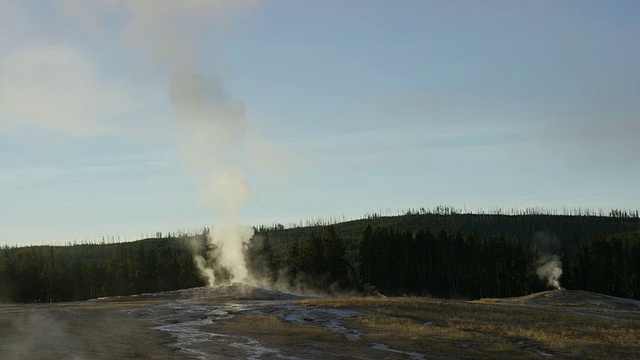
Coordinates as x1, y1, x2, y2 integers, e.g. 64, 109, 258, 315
1, 211, 638, 303
265, 211, 639, 247
476, 289, 640, 312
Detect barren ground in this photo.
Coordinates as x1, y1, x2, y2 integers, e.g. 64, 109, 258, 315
1, 285, 638, 359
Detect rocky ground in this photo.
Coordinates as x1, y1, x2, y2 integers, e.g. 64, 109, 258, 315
1, 285, 638, 359
0, 301, 178, 359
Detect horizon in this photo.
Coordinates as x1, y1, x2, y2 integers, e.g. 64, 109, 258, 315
2, 1, 639, 247
3, 204, 637, 248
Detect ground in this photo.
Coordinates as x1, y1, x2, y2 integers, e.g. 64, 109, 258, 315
1, 285, 638, 359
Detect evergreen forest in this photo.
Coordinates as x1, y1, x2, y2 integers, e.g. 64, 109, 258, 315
1, 209, 638, 303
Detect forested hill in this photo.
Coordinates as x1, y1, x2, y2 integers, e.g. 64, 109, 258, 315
263, 211, 639, 301
0, 236, 205, 303
1, 210, 638, 303
264, 210, 640, 247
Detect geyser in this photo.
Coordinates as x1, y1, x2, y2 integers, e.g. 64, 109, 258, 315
536, 255, 563, 290
170, 67, 258, 286
60, 1, 287, 287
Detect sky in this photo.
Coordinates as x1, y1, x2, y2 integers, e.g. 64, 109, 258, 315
1, 0, 639, 246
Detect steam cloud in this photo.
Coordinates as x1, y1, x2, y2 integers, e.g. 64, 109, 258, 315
536, 255, 563, 290
170, 67, 255, 285
2, 313, 85, 360
128, 3, 260, 286
4, 1, 292, 287
59, 1, 272, 286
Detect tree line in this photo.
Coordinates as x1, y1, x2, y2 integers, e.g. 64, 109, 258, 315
355, 226, 639, 299
1, 213, 638, 303
261, 225, 639, 300
0, 241, 203, 303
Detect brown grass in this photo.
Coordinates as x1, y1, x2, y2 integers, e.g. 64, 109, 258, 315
214, 315, 345, 343
301, 297, 640, 359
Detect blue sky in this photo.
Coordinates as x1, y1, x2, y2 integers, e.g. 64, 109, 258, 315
1, 1, 639, 246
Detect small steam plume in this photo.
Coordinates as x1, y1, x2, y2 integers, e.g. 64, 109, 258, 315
536, 255, 563, 290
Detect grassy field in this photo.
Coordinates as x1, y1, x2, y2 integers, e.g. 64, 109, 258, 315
216, 314, 342, 340
299, 297, 640, 359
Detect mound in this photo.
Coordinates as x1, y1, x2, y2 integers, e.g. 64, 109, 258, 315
477, 289, 640, 311
91, 283, 307, 303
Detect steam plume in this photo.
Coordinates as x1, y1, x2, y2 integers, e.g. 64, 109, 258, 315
536, 255, 563, 290
170, 64, 257, 285
59, 1, 266, 286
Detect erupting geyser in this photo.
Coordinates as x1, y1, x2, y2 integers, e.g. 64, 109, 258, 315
58, 1, 290, 288
170, 67, 256, 286
195, 225, 255, 286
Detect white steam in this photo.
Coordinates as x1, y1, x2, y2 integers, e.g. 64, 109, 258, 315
5, 1, 292, 286
193, 255, 214, 287
0, 45, 137, 137
536, 255, 563, 290
57, 1, 274, 286
131, 5, 258, 286
170, 66, 256, 285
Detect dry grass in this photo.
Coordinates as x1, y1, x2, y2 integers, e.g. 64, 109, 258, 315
301, 297, 640, 359
214, 315, 345, 343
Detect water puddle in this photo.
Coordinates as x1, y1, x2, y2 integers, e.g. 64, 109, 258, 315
230, 337, 300, 360
515, 340, 554, 357
564, 309, 615, 320
370, 343, 425, 360
127, 301, 294, 359
526, 346, 554, 357
256, 303, 362, 340
126, 300, 363, 358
